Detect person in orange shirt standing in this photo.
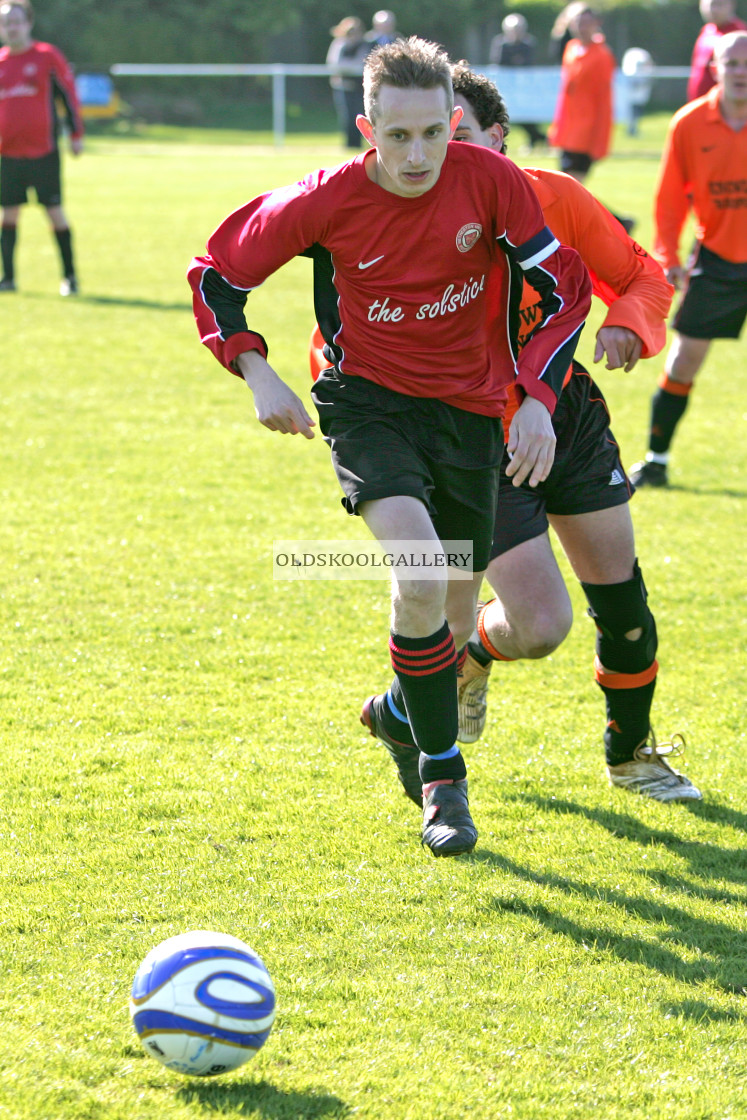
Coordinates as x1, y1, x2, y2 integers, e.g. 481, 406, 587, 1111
629, 31, 747, 487
548, 6, 614, 183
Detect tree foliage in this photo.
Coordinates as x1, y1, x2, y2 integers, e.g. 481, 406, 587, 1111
30, 0, 708, 71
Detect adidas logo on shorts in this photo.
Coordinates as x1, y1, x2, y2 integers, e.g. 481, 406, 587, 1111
609, 469, 626, 486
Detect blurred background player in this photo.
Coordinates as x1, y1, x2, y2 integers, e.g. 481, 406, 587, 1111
366, 9, 399, 47
326, 16, 371, 149
0, 0, 83, 295
489, 13, 547, 149
548, 1, 587, 63
688, 0, 746, 101
629, 31, 747, 488
621, 46, 654, 136
548, 6, 614, 185
548, 7, 634, 232
447, 63, 701, 802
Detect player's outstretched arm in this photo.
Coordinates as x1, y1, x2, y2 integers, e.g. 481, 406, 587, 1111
533, 169, 673, 362
234, 351, 316, 439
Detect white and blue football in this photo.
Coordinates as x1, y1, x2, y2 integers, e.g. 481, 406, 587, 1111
129, 930, 276, 1077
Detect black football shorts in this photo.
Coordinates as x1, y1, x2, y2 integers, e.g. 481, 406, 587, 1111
0, 151, 62, 208
312, 368, 504, 572
491, 364, 632, 561
673, 244, 747, 340
559, 150, 593, 176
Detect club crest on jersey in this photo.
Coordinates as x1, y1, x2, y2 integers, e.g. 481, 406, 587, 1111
456, 223, 482, 253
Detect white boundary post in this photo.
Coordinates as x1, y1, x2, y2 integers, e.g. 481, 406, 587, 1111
271, 67, 285, 148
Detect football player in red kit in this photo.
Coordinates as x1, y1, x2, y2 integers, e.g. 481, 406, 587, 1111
189, 38, 592, 857
0, 1, 83, 294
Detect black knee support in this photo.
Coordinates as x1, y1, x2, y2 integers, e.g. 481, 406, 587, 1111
581, 559, 657, 674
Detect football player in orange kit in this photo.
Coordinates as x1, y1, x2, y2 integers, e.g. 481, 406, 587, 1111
629, 31, 747, 488
354, 63, 703, 803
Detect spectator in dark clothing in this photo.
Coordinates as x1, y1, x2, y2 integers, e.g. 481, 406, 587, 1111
489, 14, 547, 148
367, 9, 399, 47
326, 16, 371, 149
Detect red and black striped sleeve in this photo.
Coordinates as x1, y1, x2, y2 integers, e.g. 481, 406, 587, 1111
501, 225, 592, 415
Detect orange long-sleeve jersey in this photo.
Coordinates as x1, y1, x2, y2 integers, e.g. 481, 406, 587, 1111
547, 37, 615, 161
502, 167, 673, 428
654, 86, 747, 270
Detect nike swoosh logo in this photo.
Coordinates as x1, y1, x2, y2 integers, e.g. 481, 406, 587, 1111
358, 255, 385, 270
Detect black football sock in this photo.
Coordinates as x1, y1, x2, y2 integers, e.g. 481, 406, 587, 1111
466, 636, 493, 667
1, 224, 16, 280
419, 744, 467, 786
377, 680, 416, 747
649, 378, 692, 455
583, 566, 659, 766
54, 227, 75, 277
598, 674, 657, 766
389, 621, 465, 784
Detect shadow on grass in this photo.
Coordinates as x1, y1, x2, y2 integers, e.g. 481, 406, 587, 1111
24, 291, 192, 312
656, 483, 747, 499
177, 1078, 349, 1117
683, 798, 747, 833
471, 844, 747, 996
514, 793, 747, 889
81, 294, 193, 312
662, 999, 745, 1023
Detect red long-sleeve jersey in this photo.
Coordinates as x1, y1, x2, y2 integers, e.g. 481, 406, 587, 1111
189, 143, 591, 417
687, 18, 747, 102
0, 40, 83, 158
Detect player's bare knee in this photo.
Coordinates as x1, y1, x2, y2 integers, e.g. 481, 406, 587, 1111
516, 602, 573, 659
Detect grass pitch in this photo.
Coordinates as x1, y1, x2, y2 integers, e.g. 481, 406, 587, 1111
0, 120, 745, 1120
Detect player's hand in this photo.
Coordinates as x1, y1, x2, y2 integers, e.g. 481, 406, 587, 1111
665, 266, 688, 291
70, 137, 83, 156
594, 326, 643, 372
235, 352, 316, 438
506, 396, 556, 488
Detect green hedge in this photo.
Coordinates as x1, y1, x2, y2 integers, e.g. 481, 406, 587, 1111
32, 0, 720, 70
29, 1, 736, 124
